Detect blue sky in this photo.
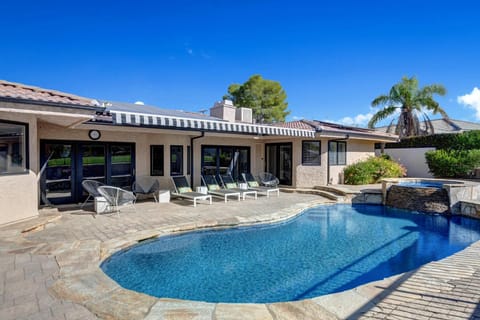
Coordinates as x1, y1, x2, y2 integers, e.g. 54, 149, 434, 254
1, 0, 480, 127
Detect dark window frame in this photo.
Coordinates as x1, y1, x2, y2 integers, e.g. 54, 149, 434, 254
328, 141, 347, 165
187, 145, 191, 175
170, 145, 183, 176
200, 145, 251, 181
150, 145, 164, 176
0, 119, 29, 175
302, 140, 321, 166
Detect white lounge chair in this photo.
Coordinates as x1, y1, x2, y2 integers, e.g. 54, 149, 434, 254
219, 174, 257, 200
171, 176, 212, 207
241, 172, 280, 198
97, 185, 136, 215
201, 175, 240, 202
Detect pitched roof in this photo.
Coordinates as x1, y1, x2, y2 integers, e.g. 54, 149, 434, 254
0, 80, 97, 108
277, 119, 398, 141
273, 120, 314, 130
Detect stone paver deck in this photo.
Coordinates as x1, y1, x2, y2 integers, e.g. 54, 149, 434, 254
1, 192, 480, 319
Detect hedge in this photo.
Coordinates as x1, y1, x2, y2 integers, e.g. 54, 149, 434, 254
376, 130, 480, 150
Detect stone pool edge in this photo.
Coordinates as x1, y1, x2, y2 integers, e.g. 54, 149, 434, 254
50, 199, 340, 320
48, 200, 480, 320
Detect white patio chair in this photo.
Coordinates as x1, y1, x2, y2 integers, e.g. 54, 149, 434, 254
81, 179, 105, 208
97, 186, 136, 215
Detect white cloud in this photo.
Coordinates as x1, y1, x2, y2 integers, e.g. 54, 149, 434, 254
337, 110, 375, 127
458, 87, 480, 120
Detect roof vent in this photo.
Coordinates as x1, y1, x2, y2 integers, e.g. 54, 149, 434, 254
235, 107, 253, 123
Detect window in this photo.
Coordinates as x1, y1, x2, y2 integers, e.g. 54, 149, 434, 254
0, 120, 28, 174
302, 141, 321, 165
150, 145, 164, 176
170, 145, 183, 176
329, 141, 346, 165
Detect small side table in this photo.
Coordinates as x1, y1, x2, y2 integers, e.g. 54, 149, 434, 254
238, 183, 248, 190
94, 196, 109, 214
158, 190, 170, 203
196, 186, 208, 194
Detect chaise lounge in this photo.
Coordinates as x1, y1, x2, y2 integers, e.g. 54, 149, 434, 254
171, 176, 212, 207
241, 172, 280, 198
201, 175, 241, 202
219, 174, 257, 200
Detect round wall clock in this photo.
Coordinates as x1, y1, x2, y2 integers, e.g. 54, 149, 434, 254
88, 129, 101, 140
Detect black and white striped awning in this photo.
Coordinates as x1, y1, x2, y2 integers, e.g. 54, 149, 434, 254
111, 111, 315, 138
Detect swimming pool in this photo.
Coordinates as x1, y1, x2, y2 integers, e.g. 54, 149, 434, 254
101, 204, 480, 303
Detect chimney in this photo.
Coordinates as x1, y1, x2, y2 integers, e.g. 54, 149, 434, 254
235, 107, 253, 123
210, 99, 236, 122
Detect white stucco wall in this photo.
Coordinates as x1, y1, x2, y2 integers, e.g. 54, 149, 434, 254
0, 113, 391, 226
328, 140, 376, 185
0, 112, 38, 225
376, 147, 435, 178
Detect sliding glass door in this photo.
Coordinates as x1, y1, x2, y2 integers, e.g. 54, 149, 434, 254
265, 143, 292, 185
201, 145, 250, 181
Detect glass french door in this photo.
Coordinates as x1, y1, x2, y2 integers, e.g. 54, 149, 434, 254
265, 143, 292, 185
42, 143, 74, 204
41, 141, 135, 205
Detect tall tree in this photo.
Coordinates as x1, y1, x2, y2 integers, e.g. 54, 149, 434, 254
368, 76, 448, 138
224, 74, 290, 123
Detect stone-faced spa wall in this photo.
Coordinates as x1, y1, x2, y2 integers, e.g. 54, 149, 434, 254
386, 185, 450, 214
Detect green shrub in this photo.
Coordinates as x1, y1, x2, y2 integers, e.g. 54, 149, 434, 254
425, 149, 480, 178
343, 156, 406, 185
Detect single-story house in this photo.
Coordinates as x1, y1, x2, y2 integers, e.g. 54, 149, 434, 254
0, 80, 398, 225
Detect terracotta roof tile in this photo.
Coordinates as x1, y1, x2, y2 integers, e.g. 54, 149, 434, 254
0, 80, 97, 107
274, 120, 315, 130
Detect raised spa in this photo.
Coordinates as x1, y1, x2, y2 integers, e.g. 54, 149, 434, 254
101, 204, 480, 303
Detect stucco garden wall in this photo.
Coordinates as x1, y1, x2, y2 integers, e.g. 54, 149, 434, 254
375, 147, 435, 178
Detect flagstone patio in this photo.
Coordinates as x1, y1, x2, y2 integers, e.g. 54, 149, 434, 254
1, 192, 480, 319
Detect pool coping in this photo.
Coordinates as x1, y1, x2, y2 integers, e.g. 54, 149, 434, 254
44, 199, 480, 319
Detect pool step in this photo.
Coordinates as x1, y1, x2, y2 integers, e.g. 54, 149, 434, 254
316, 185, 385, 205
280, 188, 346, 202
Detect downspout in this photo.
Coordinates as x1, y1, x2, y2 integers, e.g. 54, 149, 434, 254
327, 134, 349, 185
190, 131, 205, 187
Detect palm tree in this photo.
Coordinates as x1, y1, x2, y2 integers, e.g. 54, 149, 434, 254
368, 76, 448, 138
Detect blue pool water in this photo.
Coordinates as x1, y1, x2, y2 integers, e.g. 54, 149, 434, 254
101, 204, 480, 303
397, 181, 443, 188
